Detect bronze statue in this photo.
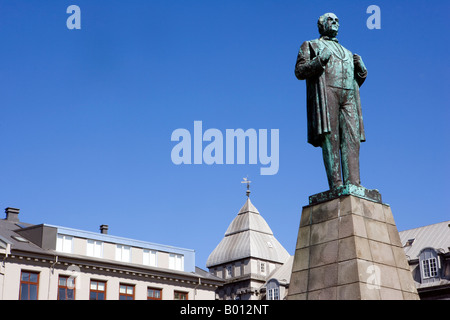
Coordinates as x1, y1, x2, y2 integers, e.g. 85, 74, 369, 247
295, 13, 368, 190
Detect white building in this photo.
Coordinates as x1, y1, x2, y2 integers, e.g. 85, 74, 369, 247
0, 207, 223, 300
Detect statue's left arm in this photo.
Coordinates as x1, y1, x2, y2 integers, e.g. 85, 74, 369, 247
353, 54, 368, 87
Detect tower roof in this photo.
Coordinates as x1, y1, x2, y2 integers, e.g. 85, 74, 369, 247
225, 198, 272, 236
206, 197, 290, 268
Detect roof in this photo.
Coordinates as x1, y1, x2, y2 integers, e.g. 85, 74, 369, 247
195, 266, 224, 283
0, 216, 221, 284
48, 224, 194, 256
206, 198, 290, 267
0, 219, 50, 255
399, 220, 450, 259
265, 255, 294, 286
225, 199, 272, 236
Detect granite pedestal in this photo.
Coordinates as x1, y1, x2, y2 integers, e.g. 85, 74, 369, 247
288, 191, 419, 300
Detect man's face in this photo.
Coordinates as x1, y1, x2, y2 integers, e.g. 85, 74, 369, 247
323, 13, 339, 37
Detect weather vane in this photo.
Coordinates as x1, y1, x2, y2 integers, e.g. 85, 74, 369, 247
241, 176, 251, 197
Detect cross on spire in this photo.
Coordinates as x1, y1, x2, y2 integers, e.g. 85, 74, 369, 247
241, 177, 251, 197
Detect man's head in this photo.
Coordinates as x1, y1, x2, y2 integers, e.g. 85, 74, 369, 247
318, 13, 339, 37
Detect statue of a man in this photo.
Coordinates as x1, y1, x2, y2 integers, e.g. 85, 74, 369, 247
295, 13, 368, 190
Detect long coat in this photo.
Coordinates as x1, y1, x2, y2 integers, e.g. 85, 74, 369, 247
295, 39, 367, 147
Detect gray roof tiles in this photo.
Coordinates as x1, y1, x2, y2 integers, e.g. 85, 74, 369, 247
399, 220, 450, 259
206, 198, 290, 268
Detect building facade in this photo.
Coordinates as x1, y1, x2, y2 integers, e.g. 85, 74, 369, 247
206, 193, 450, 301
206, 196, 292, 300
399, 220, 450, 300
0, 207, 223, 300
2, 200, 448, 300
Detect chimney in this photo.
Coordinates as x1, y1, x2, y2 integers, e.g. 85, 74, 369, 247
100, 224, 109, 234
5, 207, 20, 222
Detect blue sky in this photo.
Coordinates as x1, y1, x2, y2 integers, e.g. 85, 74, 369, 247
0, 0, 448, 269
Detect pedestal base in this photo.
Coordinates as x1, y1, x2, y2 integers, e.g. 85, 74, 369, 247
309, 184, 382, 205
287, 195, 419, 300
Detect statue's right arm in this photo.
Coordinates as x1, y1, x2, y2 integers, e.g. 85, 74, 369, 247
295, 41, 325, 80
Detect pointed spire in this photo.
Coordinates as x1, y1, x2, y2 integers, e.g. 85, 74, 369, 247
206, 183, 290, 268
238, 197, 260, 215
241, 176, 251, 198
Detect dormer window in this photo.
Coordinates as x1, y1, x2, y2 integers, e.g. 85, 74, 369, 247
116, 245, 131, 262
169, 253, 184, 271
56, 234, 73, 253
418, 248, 440, 282
422, 258, 438, 279
143, 249, 157, 267
266, 279, 280, 300
87, 240, 103, 258
268, 286, 279, 300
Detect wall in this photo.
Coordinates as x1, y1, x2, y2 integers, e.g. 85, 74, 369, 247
0, 258, 216, 300
60, 235, 186, 272
52, 225, 196, 272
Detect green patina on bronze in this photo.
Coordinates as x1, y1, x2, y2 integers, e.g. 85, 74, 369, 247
308, 183, 382, 205
295, 13, 369, 191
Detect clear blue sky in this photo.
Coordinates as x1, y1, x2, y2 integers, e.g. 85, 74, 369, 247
0, 0, 448, 269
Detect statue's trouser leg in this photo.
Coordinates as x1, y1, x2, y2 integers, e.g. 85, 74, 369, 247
339, 89, 361, 186
321, 87, 342, 189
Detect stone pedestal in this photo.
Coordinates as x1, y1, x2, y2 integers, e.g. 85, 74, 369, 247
287, 194, 419, 300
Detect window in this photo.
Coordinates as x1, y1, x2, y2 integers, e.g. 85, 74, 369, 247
169, 253, 184, 271
87, 240, 103, 258
260, 262, 266, 275
419, 248, 440, 282
226, 265, 232, 278
12, 235, 29, 243
268, 287, 279, 300
266, 279, 280, 300
147, 287, 162, 300
56, 234, 73, 253
119, 284, 135, 300
58, 275, 75, 300
422, 258, 438, 279
90, 280, 106, 300
143, 249, 157, 267
19, 271, 39, 300
174, 291, 188, 300
115, 245, 131, 262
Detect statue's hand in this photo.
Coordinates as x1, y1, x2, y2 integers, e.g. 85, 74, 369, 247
353, 53, 367, 74
319, 47, 332, 65
353, 54, 363, 66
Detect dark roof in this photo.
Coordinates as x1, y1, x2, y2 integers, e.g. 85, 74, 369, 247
195, 266, 224, 283
0, 218, 50, 255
